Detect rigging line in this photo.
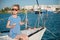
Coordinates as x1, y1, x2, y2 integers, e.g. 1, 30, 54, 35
21, 14, 26, 21
38, 13, 41, 27
36, 0, 41, 27
25, 10, 28, 29
46, 28, 58, 38
34, 17, 38, 27
34, 13, 42, 27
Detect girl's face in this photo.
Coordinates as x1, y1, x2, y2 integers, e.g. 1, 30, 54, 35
12, 6, 19, 15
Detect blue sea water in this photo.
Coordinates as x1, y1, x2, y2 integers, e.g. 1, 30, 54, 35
0, 11, 60, 40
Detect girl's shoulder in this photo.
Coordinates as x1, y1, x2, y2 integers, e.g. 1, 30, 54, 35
18, 16, 21, 18
9, 16, 12, 18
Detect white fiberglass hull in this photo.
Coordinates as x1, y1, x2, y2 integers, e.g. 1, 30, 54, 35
0, 27, 46, 40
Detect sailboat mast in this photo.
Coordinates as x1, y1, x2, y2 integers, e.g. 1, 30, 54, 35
36, 0, 39, 6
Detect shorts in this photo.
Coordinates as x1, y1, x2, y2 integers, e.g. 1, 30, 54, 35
8, 32, 22, 39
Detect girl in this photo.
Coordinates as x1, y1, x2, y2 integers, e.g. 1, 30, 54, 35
6, 4, 28, 40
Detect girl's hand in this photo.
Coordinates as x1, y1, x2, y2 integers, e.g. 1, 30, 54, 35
11, 23, 16, 28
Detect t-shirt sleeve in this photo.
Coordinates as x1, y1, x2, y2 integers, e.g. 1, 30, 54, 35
8, 16, 12, 21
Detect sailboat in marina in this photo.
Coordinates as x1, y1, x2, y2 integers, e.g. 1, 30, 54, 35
0, 15, 46, 40
0, 7, 46, 40
0, 0, 47, 40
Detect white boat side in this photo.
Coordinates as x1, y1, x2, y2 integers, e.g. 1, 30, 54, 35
0, 27, 46, 40
29, 27, 46, 40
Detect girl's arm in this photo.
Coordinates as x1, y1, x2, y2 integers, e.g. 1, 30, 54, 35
6, 20, 15, 28
20, 22, 25, 25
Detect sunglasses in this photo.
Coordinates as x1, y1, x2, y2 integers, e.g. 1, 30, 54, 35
12, 9, 19, 11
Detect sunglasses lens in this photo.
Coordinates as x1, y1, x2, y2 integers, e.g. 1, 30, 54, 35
12, 9, 18, 11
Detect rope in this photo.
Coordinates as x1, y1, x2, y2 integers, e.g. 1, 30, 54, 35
46, 28, 57, 38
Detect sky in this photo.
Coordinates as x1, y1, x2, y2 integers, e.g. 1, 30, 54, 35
0, 0, 60, 9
